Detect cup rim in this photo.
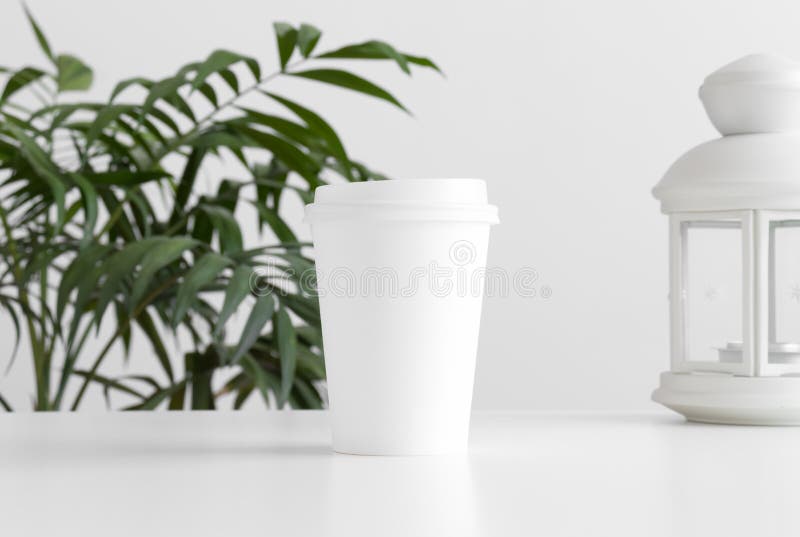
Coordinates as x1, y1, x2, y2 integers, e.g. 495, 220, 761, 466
304, 201, 499, 224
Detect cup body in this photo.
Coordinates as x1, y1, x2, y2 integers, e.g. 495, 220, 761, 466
306, 179, 498, 455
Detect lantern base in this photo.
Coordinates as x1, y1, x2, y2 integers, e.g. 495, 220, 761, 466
652, 371, 800, 425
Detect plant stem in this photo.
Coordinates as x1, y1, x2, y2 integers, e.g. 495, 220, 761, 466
69, 275, 180, 410
152, 59, 306, 163
0, 207, 49, 410
94, 198, 127, 240
38, 259, 50, 403
52, 306, 98, 409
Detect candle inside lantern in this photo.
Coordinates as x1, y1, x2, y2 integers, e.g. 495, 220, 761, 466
718, 341, 800, 365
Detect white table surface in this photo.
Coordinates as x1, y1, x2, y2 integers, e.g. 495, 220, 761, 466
3, 410, 800, 537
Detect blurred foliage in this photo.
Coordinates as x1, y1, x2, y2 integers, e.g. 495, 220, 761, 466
0, 5, 440, 411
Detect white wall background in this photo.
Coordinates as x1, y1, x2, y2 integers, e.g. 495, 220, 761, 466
2, 0, 799, 411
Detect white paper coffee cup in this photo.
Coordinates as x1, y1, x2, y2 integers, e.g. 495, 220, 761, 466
305, 179, 499, 455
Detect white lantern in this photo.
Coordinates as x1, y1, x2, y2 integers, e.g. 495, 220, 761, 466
652, 54, 800, 425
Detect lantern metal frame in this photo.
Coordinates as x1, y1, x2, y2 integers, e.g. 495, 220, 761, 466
669, 210, 800, 378
669, 211, 754, 376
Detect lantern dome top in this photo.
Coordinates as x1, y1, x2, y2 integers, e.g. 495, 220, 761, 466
654, 53, 800, 213
700, 53, 800, 136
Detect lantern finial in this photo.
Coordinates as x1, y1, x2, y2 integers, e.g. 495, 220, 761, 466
700, 53, 800, 135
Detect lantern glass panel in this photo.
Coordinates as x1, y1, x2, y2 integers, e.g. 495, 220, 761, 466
683, 222, 743, 364
769, 221, 800, 360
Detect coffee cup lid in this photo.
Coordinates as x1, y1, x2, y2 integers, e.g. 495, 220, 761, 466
305, 178, 499, 224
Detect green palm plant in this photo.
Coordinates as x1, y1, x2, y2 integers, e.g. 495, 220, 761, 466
0, 6, 439, 411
